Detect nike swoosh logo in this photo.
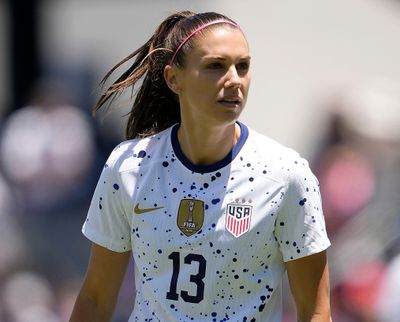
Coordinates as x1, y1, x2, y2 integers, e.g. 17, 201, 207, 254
134, 203, 164, 214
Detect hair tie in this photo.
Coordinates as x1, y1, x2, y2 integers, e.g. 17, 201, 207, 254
169, 20, 239, 65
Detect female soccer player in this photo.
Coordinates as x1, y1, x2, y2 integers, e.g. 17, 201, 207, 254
70, 10, 332, 322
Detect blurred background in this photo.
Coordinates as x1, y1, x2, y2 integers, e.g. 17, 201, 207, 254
0, 0, 400, 321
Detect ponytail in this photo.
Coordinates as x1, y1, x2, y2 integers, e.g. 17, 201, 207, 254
94, 10, 237, 139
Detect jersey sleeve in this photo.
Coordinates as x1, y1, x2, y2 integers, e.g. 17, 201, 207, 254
82, 147, 132, 252
274, 157, 330, 262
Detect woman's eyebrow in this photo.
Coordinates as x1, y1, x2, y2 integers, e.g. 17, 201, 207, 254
202, 55, 251, 60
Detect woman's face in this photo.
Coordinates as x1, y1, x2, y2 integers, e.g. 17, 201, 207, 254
173, 27, 251, 128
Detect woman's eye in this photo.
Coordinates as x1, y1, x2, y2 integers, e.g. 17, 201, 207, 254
206, 62, 224, 69
236, 62, 250, 71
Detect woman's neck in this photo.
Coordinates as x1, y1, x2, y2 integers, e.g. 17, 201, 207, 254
177, 122, 240, 166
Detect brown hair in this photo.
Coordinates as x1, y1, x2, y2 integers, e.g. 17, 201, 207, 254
94, 11, 238, 139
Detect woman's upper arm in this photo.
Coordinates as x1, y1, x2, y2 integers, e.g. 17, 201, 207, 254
70, 244, 131, 322
81, 243, 131, 304
286, 250, 332, 322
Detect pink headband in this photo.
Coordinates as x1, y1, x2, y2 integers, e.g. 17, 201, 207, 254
169, 19, 239, 65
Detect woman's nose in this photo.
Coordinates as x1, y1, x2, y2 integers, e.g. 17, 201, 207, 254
224, 66, 241, 88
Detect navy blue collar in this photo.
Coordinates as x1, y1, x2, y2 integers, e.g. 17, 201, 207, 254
171, 122, 249, 173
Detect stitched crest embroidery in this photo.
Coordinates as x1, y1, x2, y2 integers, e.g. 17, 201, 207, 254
225, 203, 252, 238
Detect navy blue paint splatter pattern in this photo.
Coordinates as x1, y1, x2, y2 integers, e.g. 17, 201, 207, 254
82, 124, 330, 322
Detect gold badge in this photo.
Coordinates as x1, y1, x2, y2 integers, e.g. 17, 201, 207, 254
177, 199, 204, 237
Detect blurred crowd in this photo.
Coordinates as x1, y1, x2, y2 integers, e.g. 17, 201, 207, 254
0, 76, 133, 322
313, 78, 400, 322
0, 75, 399, 322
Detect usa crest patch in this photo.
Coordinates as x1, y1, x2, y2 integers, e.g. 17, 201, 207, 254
225, 203, 252, 238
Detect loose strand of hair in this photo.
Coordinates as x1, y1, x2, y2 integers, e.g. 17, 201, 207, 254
93, 37, 154, 114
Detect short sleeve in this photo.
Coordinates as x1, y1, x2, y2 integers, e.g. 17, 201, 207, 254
274, 157, 330, 262
82, 151, 132, 252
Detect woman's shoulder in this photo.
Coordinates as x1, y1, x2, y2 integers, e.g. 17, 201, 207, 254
247, 126, 301, 161
246, 125, 315, 181
104, 126, 173, 172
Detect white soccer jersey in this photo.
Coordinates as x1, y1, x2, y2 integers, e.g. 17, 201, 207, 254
83, 122, 330, 322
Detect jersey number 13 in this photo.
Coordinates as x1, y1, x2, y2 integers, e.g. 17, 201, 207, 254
166, 252, 206, 304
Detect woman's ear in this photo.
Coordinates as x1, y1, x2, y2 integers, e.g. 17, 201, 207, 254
164, 65, 181, 95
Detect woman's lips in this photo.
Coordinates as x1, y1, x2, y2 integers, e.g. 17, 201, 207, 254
218, 97, 242, 108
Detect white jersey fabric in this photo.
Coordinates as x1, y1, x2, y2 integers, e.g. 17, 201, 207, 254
83, 122, 330, 322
